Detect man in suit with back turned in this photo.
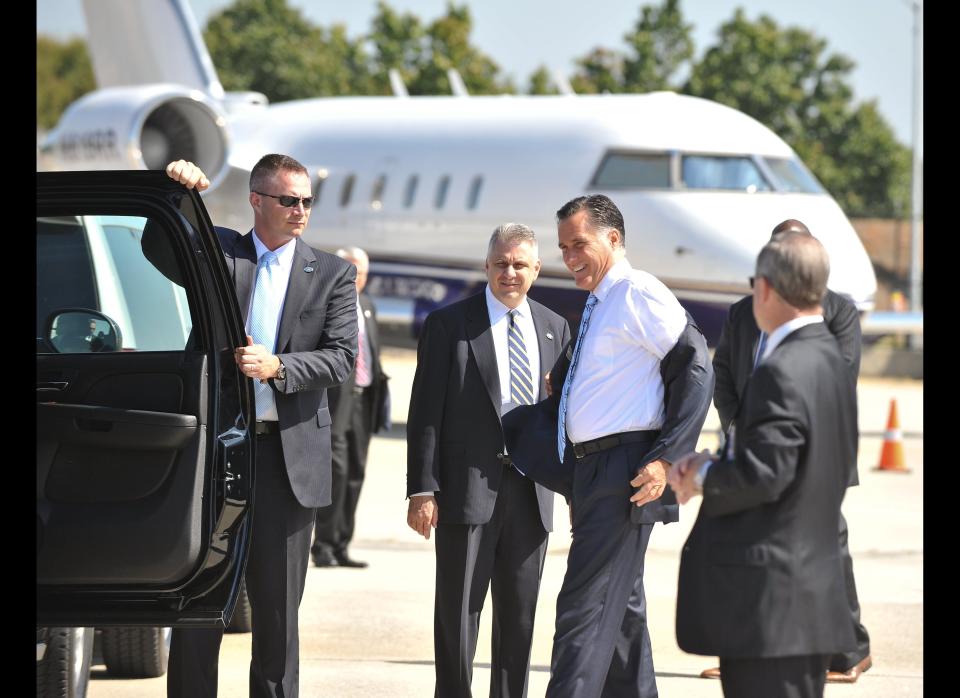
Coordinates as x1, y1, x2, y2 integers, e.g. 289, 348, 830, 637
406, 223, 571, 698
703, 219, 871, 684
160, 156, 358, 698
670, 230, 859, 698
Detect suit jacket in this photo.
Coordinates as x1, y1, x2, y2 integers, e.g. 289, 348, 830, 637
406, 292, 571, 530
713, 289, 861, 484
143, 224, 358, 509
676, 322, 858, 659
503, 312, 713, 525
327, 292, 389, 436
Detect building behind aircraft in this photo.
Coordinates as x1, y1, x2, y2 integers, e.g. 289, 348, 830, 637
37, 0, 877, 342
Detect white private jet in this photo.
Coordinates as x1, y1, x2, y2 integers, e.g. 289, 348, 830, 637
38, 0, 877, 342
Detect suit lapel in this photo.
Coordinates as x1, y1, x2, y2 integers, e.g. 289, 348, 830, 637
529, 301, 556, 401
233, 231, 258, 324
276, 240, 318, 352
466, 294, 502, 418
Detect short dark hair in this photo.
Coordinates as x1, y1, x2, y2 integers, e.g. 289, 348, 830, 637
249, 153, 308, 192
556, 194, 626, 247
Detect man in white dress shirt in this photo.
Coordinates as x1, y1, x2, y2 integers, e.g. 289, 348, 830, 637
504, 195, 713, 698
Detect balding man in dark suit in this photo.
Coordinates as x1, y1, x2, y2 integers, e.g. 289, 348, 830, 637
704, 220, 871, 685
670, 230, 859, 698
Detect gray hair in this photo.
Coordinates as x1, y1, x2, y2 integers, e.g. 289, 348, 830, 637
486, 223, 538, 259
335, 246, 369, 264
755, 231, 829, 310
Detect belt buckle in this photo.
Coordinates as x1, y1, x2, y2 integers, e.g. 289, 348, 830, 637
572, 443, 586, 459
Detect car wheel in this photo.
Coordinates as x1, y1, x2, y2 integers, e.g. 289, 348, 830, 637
226, 577, 252, 633
37, 627, 94, 698
100, 627, 171, 678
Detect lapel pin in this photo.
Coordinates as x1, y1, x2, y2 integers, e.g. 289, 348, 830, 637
304, 266, 315, 273
364, 309, 372, 317
566, 347, 574, 360
546, 331, 554, 340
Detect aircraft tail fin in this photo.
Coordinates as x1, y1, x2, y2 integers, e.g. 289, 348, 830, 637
81, 0, 224, 98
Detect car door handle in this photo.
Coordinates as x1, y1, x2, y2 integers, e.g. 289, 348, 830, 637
37, 381, 69, 392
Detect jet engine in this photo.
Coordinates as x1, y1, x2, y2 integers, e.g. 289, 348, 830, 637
38, 85, 230, 188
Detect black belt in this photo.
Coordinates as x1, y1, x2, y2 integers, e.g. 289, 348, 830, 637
571, 430, 659, 459
496, 452, 513, 467
255, 421, 279, 437
352, 385, 371, 396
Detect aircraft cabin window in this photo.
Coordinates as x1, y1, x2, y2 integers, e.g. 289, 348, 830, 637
762, 157, 825, 194
467, 176, 483, 210
404, 175, 419, 208
341, 174, 355, 208
435, 175, 450, 209
592, 153, 671, 189
371, 175, 386, 210
681, 155, 772, 192
313, 173, 327, 206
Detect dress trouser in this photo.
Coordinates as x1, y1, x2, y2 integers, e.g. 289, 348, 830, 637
313, 388, 373, 555
433, 466, 549, 698
546, 437, 658, 698
720, 655, 829, 698
167, 432, 315, 698
827, 513, 871, 672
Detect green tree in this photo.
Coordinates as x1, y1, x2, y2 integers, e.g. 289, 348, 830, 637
368, 1, 513, 96
685, 8, 911, 217
203, 0, 375, 101
622, 0, 694, 92
527, 65, 559, 95
37, 36, 96, 130
566, 0, 694, 94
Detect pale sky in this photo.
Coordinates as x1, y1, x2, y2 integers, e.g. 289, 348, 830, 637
37, 0, 923, 152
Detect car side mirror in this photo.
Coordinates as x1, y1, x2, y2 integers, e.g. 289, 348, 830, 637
45, 309, 123, 354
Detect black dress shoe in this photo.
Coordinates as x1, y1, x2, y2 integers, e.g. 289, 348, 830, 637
334, 551, 368, 568
311, 548, 338, 568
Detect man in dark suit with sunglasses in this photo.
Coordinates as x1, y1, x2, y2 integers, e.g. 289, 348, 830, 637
159, 156, 358, 698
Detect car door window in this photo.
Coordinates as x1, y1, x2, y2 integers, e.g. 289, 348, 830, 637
37, 215, 192, 353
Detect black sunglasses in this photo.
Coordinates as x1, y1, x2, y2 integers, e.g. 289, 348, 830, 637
749, 276, 755, 289
253, 191, 314, 209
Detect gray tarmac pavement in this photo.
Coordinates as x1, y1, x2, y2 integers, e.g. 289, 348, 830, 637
88, 348, 923, 697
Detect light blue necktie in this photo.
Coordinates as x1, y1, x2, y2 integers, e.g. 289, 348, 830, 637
557, 293, 599, 460
249, 251, 279, 419
508, 310, 535, 406
753, 331, 768, 371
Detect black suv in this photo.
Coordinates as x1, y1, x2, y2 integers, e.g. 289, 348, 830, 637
37, 172, 257, 696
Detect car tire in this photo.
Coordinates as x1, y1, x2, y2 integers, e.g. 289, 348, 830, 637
37, 627, 94, 698
100, 627, 171, 678
226, 577, 252, 633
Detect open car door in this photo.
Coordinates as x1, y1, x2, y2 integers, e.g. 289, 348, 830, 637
37, 171, 254, 627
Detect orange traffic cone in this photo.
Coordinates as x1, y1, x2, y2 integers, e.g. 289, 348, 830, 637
875, 399, 910, 473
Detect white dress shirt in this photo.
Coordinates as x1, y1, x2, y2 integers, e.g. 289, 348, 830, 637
410, 288, 540, 498
485, 285, 540, 408
565, 258, 687, 444
700, 313, 825, 485
760, 314, 825, 362
246, 230, 296, 422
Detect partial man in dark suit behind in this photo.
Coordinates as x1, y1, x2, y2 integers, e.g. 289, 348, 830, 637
406, 224, 571, 698
505, 194, 714, 698
312, 246, 389, 569
703, 219, 871, 685
670, 231, 859, 698
160, 157, 357, 698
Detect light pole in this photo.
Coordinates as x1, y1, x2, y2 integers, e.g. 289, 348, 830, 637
908, 1, 923, 321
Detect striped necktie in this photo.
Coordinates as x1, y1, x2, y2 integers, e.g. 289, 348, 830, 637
249, 250, 279, 419
508, 309, 535, 406
557, 293, 599, 460
753, 331, 768, 371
